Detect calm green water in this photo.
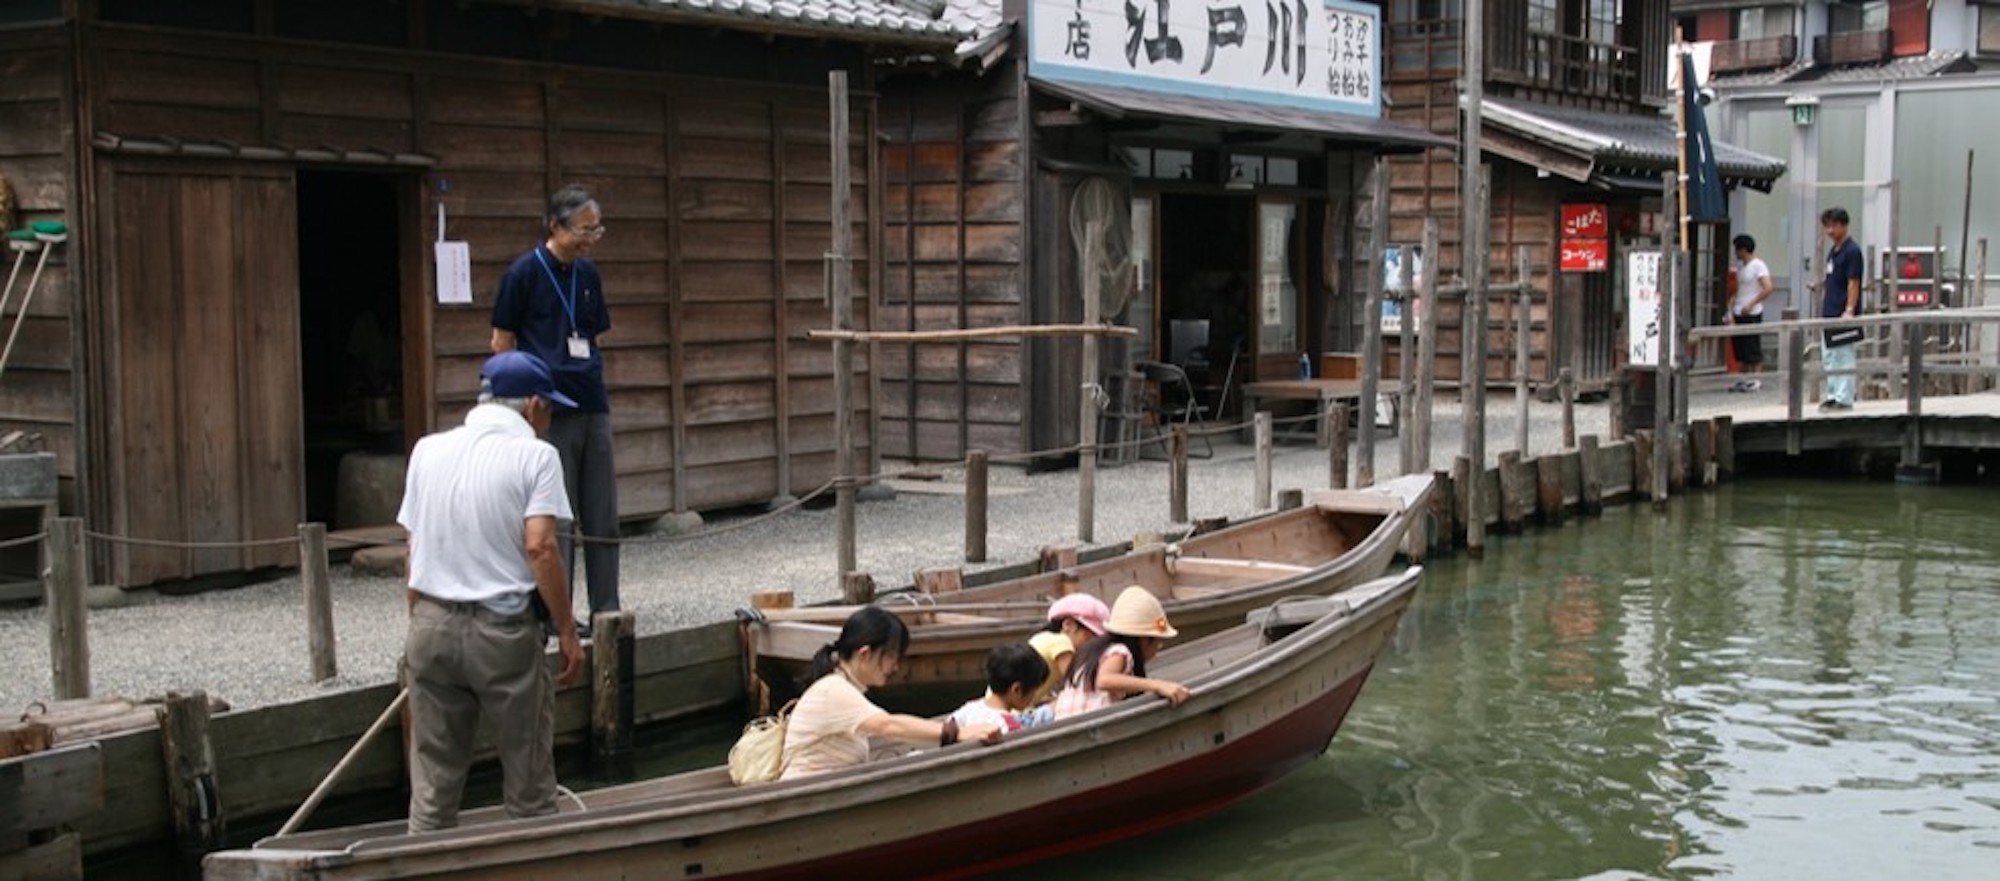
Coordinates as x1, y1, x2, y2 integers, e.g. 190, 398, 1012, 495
1050, 480, 2000, 881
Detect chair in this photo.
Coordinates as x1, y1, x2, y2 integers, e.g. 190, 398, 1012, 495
1135, 360, 1214, 459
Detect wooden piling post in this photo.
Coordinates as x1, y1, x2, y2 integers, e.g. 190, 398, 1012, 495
1039, 543, 1080, 573
1691, 419, 1717, 488
1536, 455, 1564, 524
1169, 426, 1189, 524
158, 690, 223, 873
1397, 247, 1417, 475
590, 610, 635, 771
1632, 431, 1656, 501
1497, 451, 1528, 533
1559, 367, 1576, 449
1578, 434, 1605, 515
1451, 455, 1472, 548
1714, 416, 1735, 481
1514, 253, 1532, 456
840, 572, 874, 605
1254, 412, 1272, 508
1608, 367, 1629, 438
1414, 217, 1441, 472
299, 523, 337, 683
964, 450, 988, 564
827, 72, 858, 593
1462, 166, 1493, 557
1428, 468, 1456, 554
45, 516, 88, 700
913, 567, 964, 595
1327, 404, 1349, 489
1783, 308, 1805, 455
1902, 320, 1924, 470
1277, 488, 1304, 511
1357, 159, 1389, 490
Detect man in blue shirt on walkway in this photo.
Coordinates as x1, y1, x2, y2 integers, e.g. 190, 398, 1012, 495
491, 185, 620, 631
1819, 207, 1864, 410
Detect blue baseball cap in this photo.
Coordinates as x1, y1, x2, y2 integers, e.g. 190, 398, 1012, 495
481, 351, 578, 409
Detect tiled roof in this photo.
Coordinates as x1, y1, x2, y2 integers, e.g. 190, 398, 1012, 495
937, 0, 1012, 63
1714, 51, 1978, 88
1484, 97, 1787, 184
573, 0, 968, 46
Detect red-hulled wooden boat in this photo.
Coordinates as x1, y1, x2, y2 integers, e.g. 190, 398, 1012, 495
202, 567, 1421, 880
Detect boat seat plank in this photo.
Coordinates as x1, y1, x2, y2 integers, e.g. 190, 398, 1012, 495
1166, 556, 1312, 579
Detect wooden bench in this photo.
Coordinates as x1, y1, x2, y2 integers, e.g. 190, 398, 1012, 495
1240, 378, 1400, 444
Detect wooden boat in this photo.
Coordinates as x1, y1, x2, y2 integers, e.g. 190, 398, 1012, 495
202, 567, 1422, 880
746, 474, 1431, 698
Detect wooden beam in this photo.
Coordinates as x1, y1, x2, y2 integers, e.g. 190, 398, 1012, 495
1032, 108, 1091, 127
806, 323, 1138, 343
0, 744, 102, 836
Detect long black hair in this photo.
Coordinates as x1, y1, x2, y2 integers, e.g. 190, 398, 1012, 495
799, 606, 911, 689
1064, 632, 1147, 691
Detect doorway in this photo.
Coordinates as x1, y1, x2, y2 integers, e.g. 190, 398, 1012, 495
1157, 193, 1254, 413
296, 170, 407, 527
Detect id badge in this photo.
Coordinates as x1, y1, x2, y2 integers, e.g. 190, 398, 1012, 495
568, 335, 591, 360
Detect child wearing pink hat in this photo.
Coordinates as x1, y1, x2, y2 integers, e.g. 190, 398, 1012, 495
1051, 586, 1192, 720
1025, 593, 1111, 704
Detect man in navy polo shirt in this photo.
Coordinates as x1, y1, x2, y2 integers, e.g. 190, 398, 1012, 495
1819, 207, 1864, 410
492, 185, 620, 628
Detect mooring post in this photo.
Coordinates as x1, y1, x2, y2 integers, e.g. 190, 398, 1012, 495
1691, 419, 1717, 488
158, 690, 223, 874
1559, 366, 1576, 449
1428, 468, 1456, 554
1254, 412, 1273, 508
1357, 159, 1389, 490
1579, 434, 1604, 515
1633, 431, 1656, 502
46, 516, 88, 700
1713, 416, 1735, 481
964, 450, 988, 564
827, 72, 858, 594
1169, 425, 1189, 524
299, 523, 337, 683
1397, 247, 1416, 475
1497, 451, 1527, 532
1414, 217, 1441, 472
1536, 455, 1564, 524
1783, 308, 1805, 455
1462, 165, 1493, 557
1327, 404, 1349, 489
1277, 488, 1303, 511
1514, 251, 1532, 456
1903, 319, 1925, 471
591, 610, 635, 773
840, 572, 874, 605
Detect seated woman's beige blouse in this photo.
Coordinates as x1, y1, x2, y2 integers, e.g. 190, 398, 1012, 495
778, 668, 886, 780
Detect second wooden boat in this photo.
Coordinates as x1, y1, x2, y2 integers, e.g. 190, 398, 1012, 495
744, 474, 1431, 698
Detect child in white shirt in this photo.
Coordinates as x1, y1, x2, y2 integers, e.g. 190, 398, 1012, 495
949, 642, 1052, 732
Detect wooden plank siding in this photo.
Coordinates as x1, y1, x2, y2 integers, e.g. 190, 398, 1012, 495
62, 20, 884, 584
878, 61, 1028, 461
0, 27, 82, 503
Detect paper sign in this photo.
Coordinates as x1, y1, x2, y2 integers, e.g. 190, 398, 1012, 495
1627, 249, 1662, 366
435, 241, 472, 305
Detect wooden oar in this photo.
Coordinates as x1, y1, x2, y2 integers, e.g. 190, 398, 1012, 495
278, 688, 409, 837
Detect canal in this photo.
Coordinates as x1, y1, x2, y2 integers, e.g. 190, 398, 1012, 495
1055, 479, 2000, 880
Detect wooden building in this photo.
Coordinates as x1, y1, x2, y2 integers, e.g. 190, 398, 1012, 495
876, 0, 1449, 461
0, 0, 965, 586
1380, 0, 1785, 390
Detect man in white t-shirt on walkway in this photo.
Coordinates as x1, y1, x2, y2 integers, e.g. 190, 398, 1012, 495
1727, 234, 1775, 392
398, 350, 586, 833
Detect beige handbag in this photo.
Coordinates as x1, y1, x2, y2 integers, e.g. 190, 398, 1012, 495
727, 700, 797, 786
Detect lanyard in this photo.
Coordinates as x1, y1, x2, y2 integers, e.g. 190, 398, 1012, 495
532, 248, 580, 334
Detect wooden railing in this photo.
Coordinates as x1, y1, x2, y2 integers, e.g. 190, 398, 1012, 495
1813, 29, 1893, 66
1491, 30, 1642, 102
1386, 17, 1461, 78
1711, 35, 1798, 73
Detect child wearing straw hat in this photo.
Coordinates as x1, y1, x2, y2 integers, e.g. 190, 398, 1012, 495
1051, 586, 1192, 720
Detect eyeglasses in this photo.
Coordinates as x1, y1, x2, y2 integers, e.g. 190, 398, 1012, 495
567, 223, 607, 239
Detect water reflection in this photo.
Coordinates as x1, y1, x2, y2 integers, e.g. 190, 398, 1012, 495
1049, 481, 2000, 881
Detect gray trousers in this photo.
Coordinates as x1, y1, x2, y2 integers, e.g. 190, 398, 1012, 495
547, 409, 620, 614
405, 597, 555, 832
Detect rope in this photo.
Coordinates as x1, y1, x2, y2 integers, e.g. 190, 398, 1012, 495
0, 531, 45, 550
86, 530, 300, 550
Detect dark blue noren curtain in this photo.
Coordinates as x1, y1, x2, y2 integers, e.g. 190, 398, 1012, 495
1681, 53, 1728, 222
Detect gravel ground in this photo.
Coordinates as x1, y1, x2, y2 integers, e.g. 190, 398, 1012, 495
0, 386, 1767, 712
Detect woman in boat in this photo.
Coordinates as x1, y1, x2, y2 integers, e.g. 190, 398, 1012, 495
1051, 586, 1193, 720
1028, 593, 1111, 703
780, 607, 1003, 780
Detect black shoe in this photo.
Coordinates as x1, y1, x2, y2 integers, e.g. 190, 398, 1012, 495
541, 618, 592, 642
575, 620, 593, 641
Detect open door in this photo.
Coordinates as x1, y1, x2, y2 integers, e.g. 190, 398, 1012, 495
97, 161, 304, 584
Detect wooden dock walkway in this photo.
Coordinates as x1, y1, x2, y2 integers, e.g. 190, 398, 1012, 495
1724, 391, 2000, 455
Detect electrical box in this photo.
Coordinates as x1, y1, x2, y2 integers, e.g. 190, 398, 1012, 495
1882, 246, 1950, 308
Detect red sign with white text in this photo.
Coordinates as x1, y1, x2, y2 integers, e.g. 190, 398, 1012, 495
1562, 203, 1609, 239
1560, 239, 1609, 273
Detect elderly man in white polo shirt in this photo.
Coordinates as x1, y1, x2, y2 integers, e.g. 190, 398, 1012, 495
398, 350, 586, 833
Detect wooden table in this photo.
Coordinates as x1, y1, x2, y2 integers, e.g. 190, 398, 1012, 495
1240, 379, 1400, 444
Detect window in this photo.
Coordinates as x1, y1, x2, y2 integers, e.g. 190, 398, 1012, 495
1528, 0, 1558, 33
1734, 6, 1795, 41
1828, 0, 1888, 33
1984, 8, 2000, 55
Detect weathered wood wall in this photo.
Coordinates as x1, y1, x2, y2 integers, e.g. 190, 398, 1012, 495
0, 26, 81, 507
55, 14, 883, 582
878, 60, 1028, 461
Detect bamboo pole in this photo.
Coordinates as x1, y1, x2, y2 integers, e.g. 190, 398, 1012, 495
299, 523, 337, 683
278, 689, 409, 837
807, 324, 1137, 343
1414, 217, 1440, 472
828, 72, 857, 588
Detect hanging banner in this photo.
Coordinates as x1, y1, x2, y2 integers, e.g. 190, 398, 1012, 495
1028, 0, 1382, 116
1626, 249, 1663, 366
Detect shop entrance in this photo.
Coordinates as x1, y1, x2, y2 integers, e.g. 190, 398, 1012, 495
1155, 193, 1255, 418
296, 170, 409, 528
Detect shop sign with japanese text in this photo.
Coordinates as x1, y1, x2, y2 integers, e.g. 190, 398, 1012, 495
1560, 239, 1609, 273
1561, 203, 1608, 239
1029, 0, 1382, 116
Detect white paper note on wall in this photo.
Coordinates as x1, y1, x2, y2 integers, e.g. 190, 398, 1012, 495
435, 241, 472, 304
